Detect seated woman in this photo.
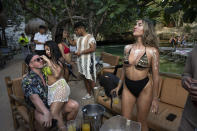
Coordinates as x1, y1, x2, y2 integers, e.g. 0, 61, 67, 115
113, 19, 159, 131
41, 41, 71, 131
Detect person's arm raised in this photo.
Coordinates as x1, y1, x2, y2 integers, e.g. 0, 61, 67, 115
41, 55, 62, 79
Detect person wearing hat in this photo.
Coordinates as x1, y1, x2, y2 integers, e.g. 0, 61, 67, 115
22, 54, 79, 131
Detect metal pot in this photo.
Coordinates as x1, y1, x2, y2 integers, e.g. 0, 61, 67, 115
82, 104, 105, 131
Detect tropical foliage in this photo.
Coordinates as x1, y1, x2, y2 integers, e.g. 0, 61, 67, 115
2, 0, 197, 39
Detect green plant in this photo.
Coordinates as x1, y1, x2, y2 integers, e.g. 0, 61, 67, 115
183, 25, 192, 33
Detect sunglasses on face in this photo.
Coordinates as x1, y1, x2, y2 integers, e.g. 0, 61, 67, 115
32, 57, 43, 63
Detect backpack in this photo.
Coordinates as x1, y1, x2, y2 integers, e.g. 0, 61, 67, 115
99, 72, 123, 109
99, 73, 123, 97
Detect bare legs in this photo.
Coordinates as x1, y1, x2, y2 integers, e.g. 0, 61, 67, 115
121, 81, 152, 131
83, 76, 95, 95
50, 102, 66, 131
63, 99, 79, 121
35, 99, 79, 130
136, 81, 152, 131
122, 84, 136, 119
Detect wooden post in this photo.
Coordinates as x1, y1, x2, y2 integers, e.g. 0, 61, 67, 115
22, 62, 28, 76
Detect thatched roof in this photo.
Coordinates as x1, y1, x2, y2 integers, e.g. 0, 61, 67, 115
25, 18, 47, 35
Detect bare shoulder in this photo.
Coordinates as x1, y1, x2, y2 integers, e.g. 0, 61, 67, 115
146, 46, 159, 56
124, 44, 134, 52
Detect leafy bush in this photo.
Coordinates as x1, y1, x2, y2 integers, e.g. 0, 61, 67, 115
183, 25, 192, 33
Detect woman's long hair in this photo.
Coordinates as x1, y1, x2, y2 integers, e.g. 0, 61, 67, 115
44, 41, 62, 65
141, 19, 159, 50
55, 28, 68, 44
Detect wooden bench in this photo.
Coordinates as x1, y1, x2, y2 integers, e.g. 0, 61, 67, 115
96, 70, 188, 131
5, 75, 63, 131
5, 76, 35, 131
100, 52, 120, 75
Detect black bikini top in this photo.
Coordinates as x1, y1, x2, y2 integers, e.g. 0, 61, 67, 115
128, 47, 150, 70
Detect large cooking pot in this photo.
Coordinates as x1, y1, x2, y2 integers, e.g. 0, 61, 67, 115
82, 104, 105, 131
100, 115, 141, 131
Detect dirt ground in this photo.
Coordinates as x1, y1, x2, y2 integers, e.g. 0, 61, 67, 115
0, 54, 95, 131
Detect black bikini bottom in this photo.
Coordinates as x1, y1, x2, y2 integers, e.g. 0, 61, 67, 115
125, 76, 149, 98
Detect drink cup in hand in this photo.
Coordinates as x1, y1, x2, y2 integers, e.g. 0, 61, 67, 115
112, 91, 119, 104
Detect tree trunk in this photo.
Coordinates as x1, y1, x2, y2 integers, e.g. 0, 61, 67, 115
94, 11, 108, 37
178, 10, 183, 27
88, 12, 94, 35
64, 0, 74, 27
51, 24, 58, 41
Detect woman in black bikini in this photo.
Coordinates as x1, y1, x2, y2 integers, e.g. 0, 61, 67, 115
112, 19, 159, 131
